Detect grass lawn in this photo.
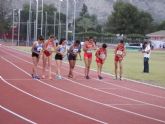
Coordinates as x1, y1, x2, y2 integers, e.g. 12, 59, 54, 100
13, 46, 165, 87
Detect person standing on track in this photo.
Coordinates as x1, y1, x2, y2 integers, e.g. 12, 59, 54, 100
95, 43, 107, 79
67, 40, 81, 78
83, 37, 96, 79
31, 36, 44, 79
42, 35, 56, 80
55, 38, 67, 80
142, 41, 151, 73
114, 40, 126, 80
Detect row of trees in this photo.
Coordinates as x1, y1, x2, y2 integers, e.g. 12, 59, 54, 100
0, 0, 11, 34
0, 1, 165, 42
75, 1, 165, 42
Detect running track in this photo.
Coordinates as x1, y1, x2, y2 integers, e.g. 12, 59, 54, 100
0, 44, 165, 124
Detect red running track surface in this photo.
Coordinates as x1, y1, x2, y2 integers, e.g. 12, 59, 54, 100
0, 45, 165, 124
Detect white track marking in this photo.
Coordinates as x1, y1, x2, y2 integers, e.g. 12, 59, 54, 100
0, 104, 37, 124
65, 67, 165, 99
7, 45, 165, 90
1, 57, 165, 123
7, 46, 165, 98
70, 58, 165, 90
2, 52, 165, 110
0, 75, 108, 124
106, 103, 146, 106
98, 88, 121, 90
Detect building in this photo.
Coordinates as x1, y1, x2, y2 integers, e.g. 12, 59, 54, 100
146, 30, 165, 49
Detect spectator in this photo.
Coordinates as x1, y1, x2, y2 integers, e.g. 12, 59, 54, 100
142, 41, 151, 73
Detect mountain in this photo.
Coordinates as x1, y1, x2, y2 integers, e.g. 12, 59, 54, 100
11, 0, 165, 23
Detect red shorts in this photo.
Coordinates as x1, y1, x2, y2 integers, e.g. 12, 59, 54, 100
84, 52, 92, 59
115, 55, 123, 62
96, 58, 104, 64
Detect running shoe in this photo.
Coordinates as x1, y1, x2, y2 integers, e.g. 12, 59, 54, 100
98, 75, 103, 80
113, 76, 117, 80
35, 75, 40, 80
56, 75, 62, 80
31, 74, 35, 79
119, 77, 123, 80
86, 75, 90, 79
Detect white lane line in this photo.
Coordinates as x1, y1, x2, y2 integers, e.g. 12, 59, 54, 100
6, 46, 165, 90
107, 103, 146, 106
1, 56, 165, 123
72, 58, 165, 90
67, 68, 165, 99
0, 62, 108, 124
0, 104, 37, 124
61, 62, 165, 99
5, 79, 35, 81
7, 46, 165, 99
97, 88, 120, 90
3, 51, 165, 110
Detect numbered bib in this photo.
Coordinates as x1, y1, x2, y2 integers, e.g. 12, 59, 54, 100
37, 46, 43, 52
100, 53, 106, 59
73, 48, 79, 53
116, 50, 123, 55
87, 49, 92, 53
60, 47, 65, 53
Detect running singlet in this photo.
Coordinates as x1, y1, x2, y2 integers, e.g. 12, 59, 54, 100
96, 48, 106, 64
73, 48, 79, 53
115, 43, 125, 61
99, 48, 106, 60
84, 41, 95, 59
58, 45, 66, 53
85, 42, 94, 53
46, 40, 54, 52
33, 41, 43, 54
116, 44, 124, 56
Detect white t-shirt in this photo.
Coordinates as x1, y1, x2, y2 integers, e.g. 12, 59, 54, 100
144, 45, 151, 58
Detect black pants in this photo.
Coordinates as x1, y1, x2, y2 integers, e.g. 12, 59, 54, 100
143, 57, 149, 73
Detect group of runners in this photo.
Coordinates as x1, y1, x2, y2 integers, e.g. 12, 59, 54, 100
31, 35, 126, 80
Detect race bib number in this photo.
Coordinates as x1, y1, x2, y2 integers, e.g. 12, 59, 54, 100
73, 48, 79, 53
60, 47, 65, 53
37, 46, 43, 52
87, 48, 92, 53
116, 50, 123, 55
100, 53, 106, 59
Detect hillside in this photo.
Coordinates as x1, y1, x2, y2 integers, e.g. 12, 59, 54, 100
11, 0, 165, 23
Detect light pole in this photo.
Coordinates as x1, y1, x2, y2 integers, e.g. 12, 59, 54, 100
35, 0, 39, 40
12, 9, 16, 46
28, 0, 32, 46
58, 0, 63, 41
26, 20, 29, 46
73, 0, 76, 42
65, 0, 69, 41
18, 9, 22, 46
54, 11, 57, 36
45, 12, 48, 39
34, 20, 36, 40
41, 0, 44, 36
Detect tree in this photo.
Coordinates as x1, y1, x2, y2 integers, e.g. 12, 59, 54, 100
76, 3, 98, 33
79, 4, 89, 17
77, 17, 94, 32
137, 11, 153, 34
105, 1, 153, 34
157, 20, 165, 30
0, 0, 11, 34
19, 3, 65, 40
